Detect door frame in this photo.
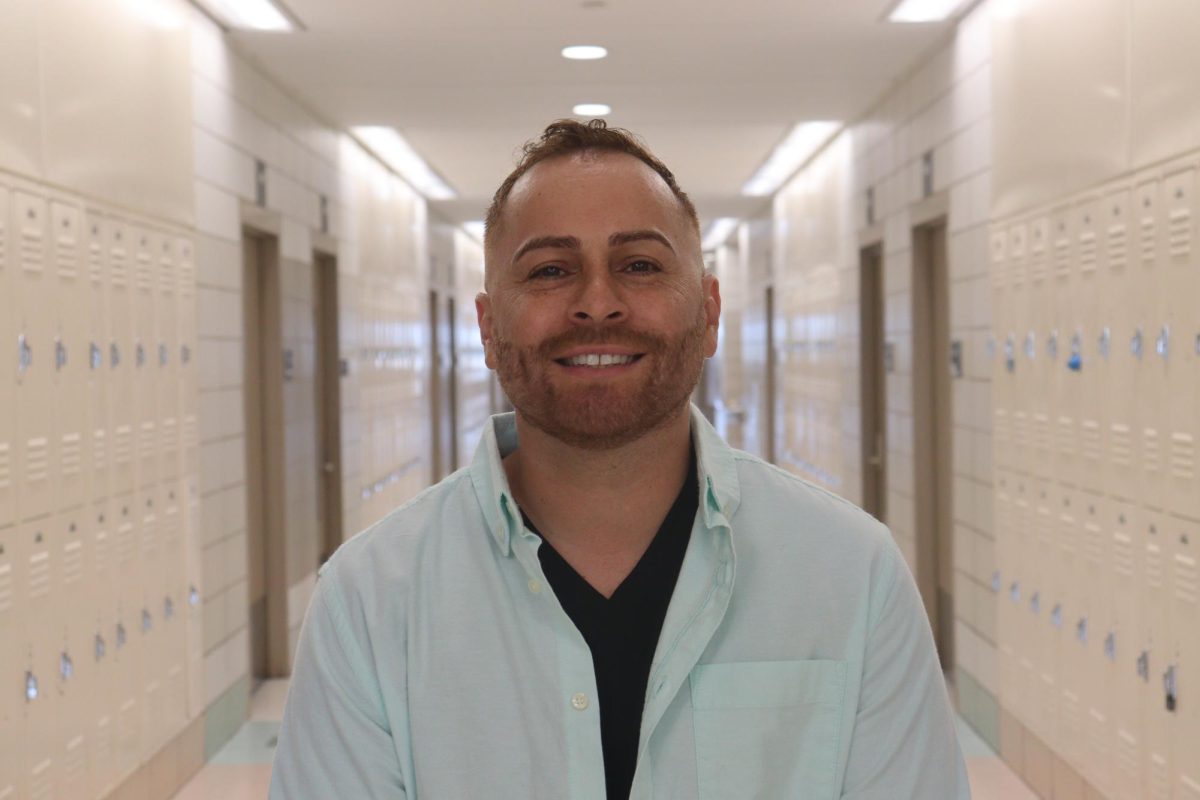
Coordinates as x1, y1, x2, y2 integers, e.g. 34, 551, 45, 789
313, 244, 343, 564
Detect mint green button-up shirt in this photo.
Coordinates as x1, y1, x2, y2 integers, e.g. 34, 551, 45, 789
269, 407, 971, 799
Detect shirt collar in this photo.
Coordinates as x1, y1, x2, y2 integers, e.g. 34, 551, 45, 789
468, 403, 742, 557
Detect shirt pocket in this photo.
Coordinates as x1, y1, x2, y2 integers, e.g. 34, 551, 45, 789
690, 660, 847, 800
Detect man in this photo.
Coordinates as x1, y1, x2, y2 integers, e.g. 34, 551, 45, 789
270, 120, 970, 799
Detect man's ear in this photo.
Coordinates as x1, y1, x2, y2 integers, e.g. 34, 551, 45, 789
701, 273, 721, 358
476, 292, 497, 369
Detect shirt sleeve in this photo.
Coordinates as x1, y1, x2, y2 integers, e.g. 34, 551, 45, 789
839, 542, 972, 799
268, 571, 408, 800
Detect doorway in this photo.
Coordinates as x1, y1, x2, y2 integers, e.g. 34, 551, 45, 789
912, 220, 955, 671
314, 250, 343, 563
242, 231, 288, 679
859, 244, 887, 521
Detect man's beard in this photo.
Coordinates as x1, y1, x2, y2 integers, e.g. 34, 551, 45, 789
491, 304, 709, 451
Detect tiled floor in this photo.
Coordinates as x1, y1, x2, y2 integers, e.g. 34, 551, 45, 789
174, 679, 1039, 799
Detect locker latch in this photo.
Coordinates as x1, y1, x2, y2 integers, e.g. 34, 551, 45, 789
181, 344, 191, 365
1098, 327, 1111, 360
1004, 335, 1015, 373
1164, 665, 1177, 712
90, 342, 102, 370
991, 571, 1001, 592
159, 343, 168, 367
1104, 632, 1116, 661
1024, 331, 1036, 360
136, 343, 146, 368
110, 342, 121, 368
1156, 324, 1169, 359
1137, 650, 1150, 682
1009, 581, 1020, 602
1131, 328, 1143, 360
55, 338, 67, 371
141, 608, 152, 632
116, 622, 127, 648
17, 334, 31, 374
25, 671, 38, 701
189, 585, 200, 607
164, 596, 174, 620
94, 633, 106, 661
1051, 604, 1063, 628
60, 652, 73, 681
1194, 332, 1199, 356
1076, 616, 1088, 644
1067, 332, 1082, 372
1030, 591, 1040, 614
1046, 330, 1058, 360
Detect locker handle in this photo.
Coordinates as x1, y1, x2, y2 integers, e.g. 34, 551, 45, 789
1076, 617, 1088, 644
189, 585, 200, 607
159, 343, 168, 367
136, 342, 146, 368
1051, 604, 1062, 628
1164, 665, 1177, 712
110, 342, 121, 368
164, 596, 174, 619
94, 634, 106, 661
116, 622, 127, 648
1137, 650, 1149, 682
17, 334, 31, 374
60, 652, 73, 681
1029, 592, 1040, 614
1131, 328, 1143, 360
25, 671, 38, 701
55, 338, 67, 371
181, 344, 191, 365
1104, 632, 1116, 661
90, 342, 102, 370
1155, 324, 1169, 359
141, 608, 152, 632
1098, 327, 1110, 360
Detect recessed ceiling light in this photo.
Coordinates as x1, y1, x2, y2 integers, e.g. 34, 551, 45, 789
195, 0, 299, 31
701, 218, 739, 251
573, 103, 611, 116
887, 0, 969, 23
351, 127, 456, 201
742, 121, 841, 197
562, 45, 608, 60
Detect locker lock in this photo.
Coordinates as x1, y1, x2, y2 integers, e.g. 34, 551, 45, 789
991, 571, 1001, 592
90, 341, 102, 370
1098, 327, 1111, 360
141, 608, 152, 632
1164, 665, 1177, 712
159, 343, 168, 367
1131, 328, 1143, 360
1046, 331, 1058, 360
136, 343, 145, 368
1067, 332, 1082, 372
1104, 632, 1116, 661
1024, 331, 1036, 360
1004, 335, 1016, 373
60, 652, 73, 681
1076, 616, 1088, 644
164, 596, 174, 619
55, 338, 67, 371
188, 585, 200, 607
1030, 591, 1041, 614
17, 334, 32, 374
110, 342, 121, 368
181, 344, 191, 365
25, 671, 38, 702
1051, 604, 1063, 628
1009, 581, 1020, 602
1156, 325, 1169, 360
116, 622, 127, 648
1137, 650, 1150, 682
1195, 332, 1199, 356
94, 633, 106, 661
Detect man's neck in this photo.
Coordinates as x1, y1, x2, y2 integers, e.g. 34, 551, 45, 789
502, 406, 694, 598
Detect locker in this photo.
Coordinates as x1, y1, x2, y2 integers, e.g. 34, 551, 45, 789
1168, 514, 1199, 797
108, 220, 135, 496
1073, 197, 1104, 496
51, 199, 89, 513
13, 188, 56, 522
1160, 166, 1199, 522
57, 519, 94, 800
1141, 508, 1173, 800
87, 499, 119, 797
1107, 499, 1144, 800
0, 184, 15, 531
1009, 219, 1034, 477
1028, 224, 1054, 481
0, 525, 22, 800
85, 211, 112, 509
111, 593, 143, 783
21, 517, 63, 800
133, 229, 159, 490
1026, 481, 1058, 744
1130, 176, 1169, 514
159, 482, 188, 741
1046, 205, 1079, 488
157, 235, 180, 486
1101, 185, 1139, 502
1080, 497, 1119, 792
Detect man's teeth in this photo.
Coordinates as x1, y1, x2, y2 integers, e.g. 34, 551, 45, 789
564, 353, 637, 367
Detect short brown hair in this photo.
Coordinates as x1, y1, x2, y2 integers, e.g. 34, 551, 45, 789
484, 119, 700, 246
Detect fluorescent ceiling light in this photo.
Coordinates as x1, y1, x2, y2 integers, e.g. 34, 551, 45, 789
741, 121, 841, 197
462, 221, 486, 242
352, 126, 457, 201
562, 45, 608, 60
887, 0, 969, 23
702, 217, 739, 251
573, 103, 612, 116
196, 0, 298, 31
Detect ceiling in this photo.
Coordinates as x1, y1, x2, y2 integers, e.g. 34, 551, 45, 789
226, 0, 956, 226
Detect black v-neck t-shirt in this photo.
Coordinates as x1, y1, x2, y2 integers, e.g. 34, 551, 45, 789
523, 448, 699, 800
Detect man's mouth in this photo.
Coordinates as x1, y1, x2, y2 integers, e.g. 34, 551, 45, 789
554, 353, 645, 368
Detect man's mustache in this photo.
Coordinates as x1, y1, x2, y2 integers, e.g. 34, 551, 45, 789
535, 327, 667, 359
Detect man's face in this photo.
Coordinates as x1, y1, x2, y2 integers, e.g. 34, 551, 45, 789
477, 151, 720, 450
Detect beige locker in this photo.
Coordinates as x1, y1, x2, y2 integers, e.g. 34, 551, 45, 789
1167, 514, 1199, 797
1056, 492, 1101, 773
1107, 499, 1145, 800
87, 499, 119, 797
51, 199, 89, 514
1026, 481, 1058, 745
57, 510, 92, 800
85, 210, 112, 509
113, 495, 141, 625
1046, 205, 1079, 488
1101, 185, 1139, 502
108, 220, 135, 496
133, 229, 159, 490
0, 183, 15, 532
1074, 197, 1105, 496
1080, 497, 1119, 792
13, 188, 56, 522
111, 591, 143, 783
1028, 227, 1054, 482
21, 517, 62, 800
158, 481, 188, 742
157, 235, 180, 485
1140, 508, 1174, 800
1009, 476, 1036, 728
995, 470, 1022, 715
0, 524, 23, 800
1009, 219, 1034, 477
1160, 166, 1198, 523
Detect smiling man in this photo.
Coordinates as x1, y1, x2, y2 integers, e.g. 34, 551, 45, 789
270, 120, 970, 800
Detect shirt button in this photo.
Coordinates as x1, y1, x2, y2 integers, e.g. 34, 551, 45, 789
571, 692, 589, 711
528, 579, 542, 594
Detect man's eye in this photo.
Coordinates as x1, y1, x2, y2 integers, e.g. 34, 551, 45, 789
626, 260, 659, 273
531, 265, 567, 279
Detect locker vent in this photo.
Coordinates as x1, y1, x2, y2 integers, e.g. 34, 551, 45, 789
1109, 423, 1134, 467
158, 256, 173, 293
1058, 511, 1077, 554
180, 258, 195, 295
1139, 214, 1156, 264
1168, 207, 1192, 258
1112, 532, 1134, 577
1170, 431, 1195, 480
114, 425, 133, 467
1115, 728, 1139, 783
110, 242, 128, 287
1035, 506, 1053, 548
28, 757, 53, 800
141, 514, 158, 555
1053, 234, 1071, 277
63, 538, 83, 585
183, 415, 198, 449
93, 428, 107, 471
1145, 543, 1164, 589
135, 246, 153, 292
1028, 244, 1047, 283
25, 437, 49, 483
55, 232, 78, 279
139, 421, 156, 462
20, 218, 44, 271
88, 239, 104, 283
162, 417, 178, 454
990, 230, 1007, 289
1077, 229, 1097, 272
1175, 553, 1198, 605
61, 432, 82, 477
1080, 419, 1102, 464
1082, 521, 1103, 566
1106, 222, 1127, 269
1032, 413, 1052, 459
63, 734, 86, 793
0, 562, 12, 613
0, 442, 10, 490
1142, 428, 1161, 477
1013, 411, 1029, 450
28, 549, 50, 599
94, 528, 110, 573
1149, 753, 1169, 799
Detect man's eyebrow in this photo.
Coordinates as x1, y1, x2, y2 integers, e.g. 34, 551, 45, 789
512, 235, 580, 263
609, 229, 675, 253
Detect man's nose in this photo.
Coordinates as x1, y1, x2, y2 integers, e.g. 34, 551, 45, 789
570, 268, 627, 323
